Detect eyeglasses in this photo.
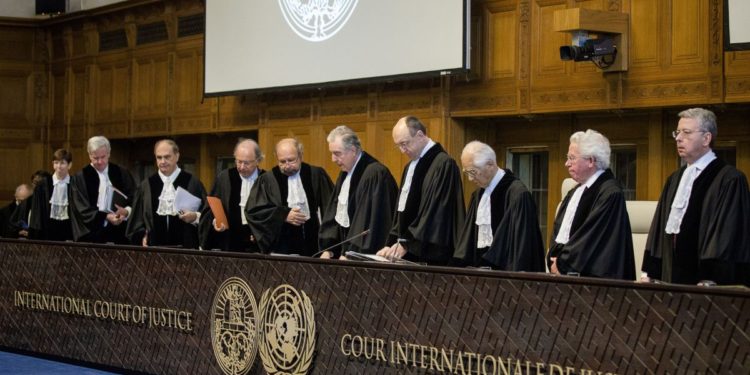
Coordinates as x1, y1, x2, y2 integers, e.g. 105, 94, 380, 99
564, 154, 589, 163
671, 129, 706, 139
462, 168, 479, 178
277, 156, 299, 166
235, 159, 257, 167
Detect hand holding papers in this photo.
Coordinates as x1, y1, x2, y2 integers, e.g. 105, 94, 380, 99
207, 196, 229, 230
175, 187, 201, 213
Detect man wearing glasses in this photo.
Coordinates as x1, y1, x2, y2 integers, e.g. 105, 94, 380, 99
200, 139, 265, 252
247, 138, 333, 256
453, 141, 545, 271
377, 116, 465, 265
642, 108, 750, 286
548, 129, 635, 280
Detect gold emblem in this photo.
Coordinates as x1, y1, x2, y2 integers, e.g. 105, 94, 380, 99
211, 277, 259, 375
258, 284, 315, 375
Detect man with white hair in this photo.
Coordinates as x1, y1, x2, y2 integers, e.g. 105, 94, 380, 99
318, 125, 398, 258
549, 129, 635, 280
642, 108, 750, 286
69, 135, 136, 244
199, 138, 266, 252
453, 141, 545, 271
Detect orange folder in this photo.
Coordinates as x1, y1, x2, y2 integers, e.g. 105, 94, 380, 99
207, 196, 229, 230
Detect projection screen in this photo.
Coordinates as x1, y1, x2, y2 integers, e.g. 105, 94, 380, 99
205, 0, 470, 95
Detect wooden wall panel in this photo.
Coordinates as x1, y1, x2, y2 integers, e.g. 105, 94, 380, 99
489, 9, 517, 79
629, 0, 659, 68
132, 56, 168, 115
725, 51, 750, 102
670, 1, 704, 66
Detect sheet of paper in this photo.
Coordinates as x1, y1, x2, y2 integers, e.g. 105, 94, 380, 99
175, 187, 202, 212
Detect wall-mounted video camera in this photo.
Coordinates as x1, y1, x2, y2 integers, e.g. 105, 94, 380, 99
553, 8, 629, 72
559, 36, 617, 69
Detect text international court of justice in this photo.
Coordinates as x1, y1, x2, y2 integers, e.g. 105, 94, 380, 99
0, 1, 749, 374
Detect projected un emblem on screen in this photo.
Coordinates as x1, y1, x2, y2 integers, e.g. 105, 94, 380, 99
278, 0, 358, 42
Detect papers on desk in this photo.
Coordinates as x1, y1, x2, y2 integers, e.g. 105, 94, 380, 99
345, 251, 391, 262
175, 187, 201, 213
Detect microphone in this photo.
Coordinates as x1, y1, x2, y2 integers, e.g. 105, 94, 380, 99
311, 229, 370, 258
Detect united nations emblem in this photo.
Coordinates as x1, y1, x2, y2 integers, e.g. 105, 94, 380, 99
278, 0, 359, 42
258, 284, 316, 375
211, 277, 259, 375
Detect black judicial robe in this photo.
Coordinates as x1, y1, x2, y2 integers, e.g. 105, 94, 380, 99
642, 158, 750, 286
126, 171, 207, 249
199, 168, 265, 251
390, 143, 465, 265
549, 170, 635, 280
25, 175, 74, 241
453, 171, 545, 272
318, 152, 398, 257
0, 201, 18, 237
69, 163, 136, 244
246, 163, 333, 256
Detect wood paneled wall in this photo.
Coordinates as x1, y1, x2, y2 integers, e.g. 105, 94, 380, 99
0, 0, 748, 243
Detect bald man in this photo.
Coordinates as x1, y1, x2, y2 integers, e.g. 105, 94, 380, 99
200, 138, 266, 252
1, 184, 32, 237
247, 138, 333, 256
377, 116, 465, 265
127, 139, 207, 249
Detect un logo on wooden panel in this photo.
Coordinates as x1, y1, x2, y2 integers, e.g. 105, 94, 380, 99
278, 0, 359, 42
258, 284, 316, 375
211, 277, 259, 375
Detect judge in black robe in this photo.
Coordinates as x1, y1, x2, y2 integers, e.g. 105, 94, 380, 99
199, 139, 265, 252
642, 109, 750, 286
453, 141, 545, 271
0, 200, 18, 238
69, 136, 135, 244
549, 130, 635, 280
199, 167, 266, 251
127, 140, 207, 249
318, 127, 398, 258
2, 183, 31, 237
24, 149, 75, 242
378, 116, 465, 265
247, 138, 333, 256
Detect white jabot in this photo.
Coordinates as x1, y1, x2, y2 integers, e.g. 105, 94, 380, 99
287, 172, 310, 219
156, 168, 181, 216
95, 166, 111, 213
476, 169, 505, 248
50, 174, 70, 220
555, 169, 605, 245
397, 139, 436, 212
335, 152, 363, 228
665, 151, 716, 234
239, 169, 259, 225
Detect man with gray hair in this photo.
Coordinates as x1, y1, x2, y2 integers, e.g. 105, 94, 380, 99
200, 138, 266, 252
642, 108, 750, 286
69, 135, 136, 244
318, 125, 398, 258
453, 141, 545, 271
549, 129, 635, 279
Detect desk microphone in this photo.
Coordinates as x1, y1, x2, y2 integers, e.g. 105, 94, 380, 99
311, 229, 370, 258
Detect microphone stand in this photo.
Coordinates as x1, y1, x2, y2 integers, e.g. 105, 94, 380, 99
311, 229, 370, 258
